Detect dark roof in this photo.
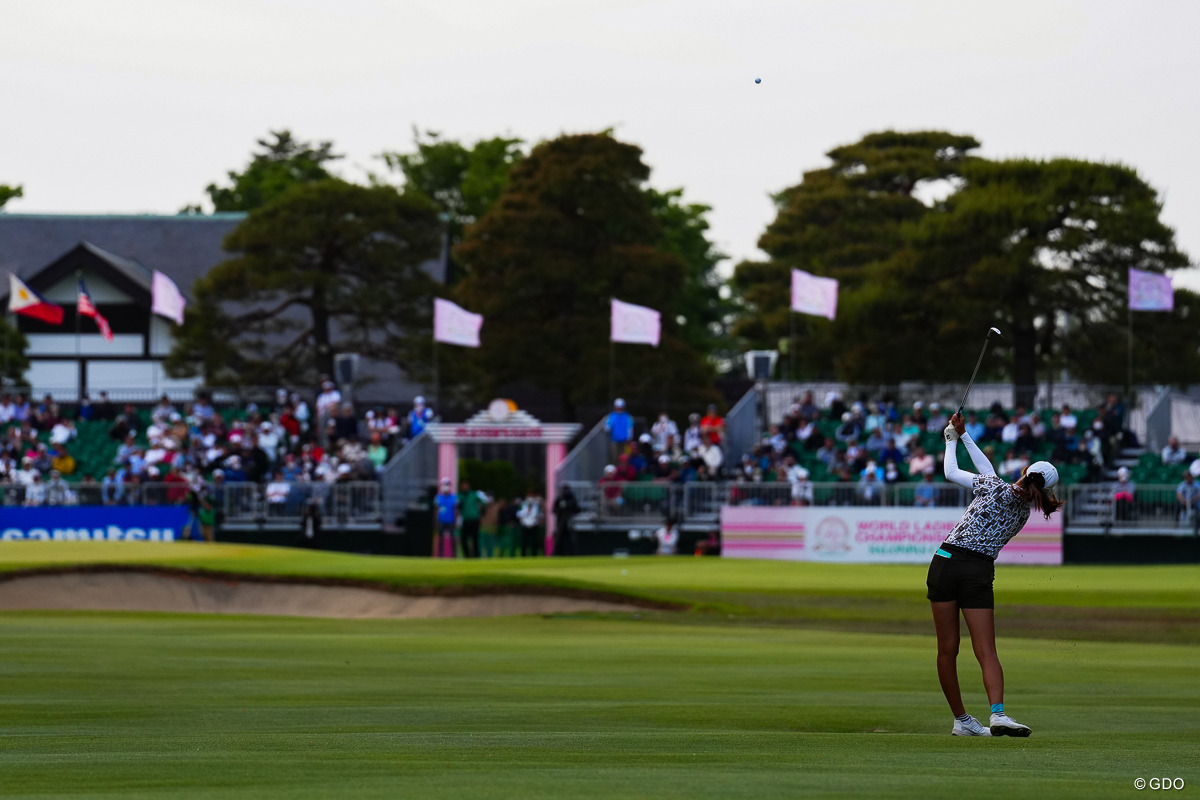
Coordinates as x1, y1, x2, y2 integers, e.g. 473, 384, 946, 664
0, 213, 244, 295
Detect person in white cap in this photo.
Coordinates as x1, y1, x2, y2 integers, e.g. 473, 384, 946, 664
929, 412, 1064, 739
408, 396, 434, 440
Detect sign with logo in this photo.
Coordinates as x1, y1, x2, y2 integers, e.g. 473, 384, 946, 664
721, 506, 1062, 565
0, 506, 190, 542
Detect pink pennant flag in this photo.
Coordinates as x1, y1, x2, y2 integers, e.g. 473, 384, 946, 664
151, 270, 187, 325
791, 269, 838, 320
1129, 268, 1174, 311
610, 299, 661, 347
434, 297, 482, 347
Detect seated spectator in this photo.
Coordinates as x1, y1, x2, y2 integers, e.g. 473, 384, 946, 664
367, 432, 388, 472
50, 418, 76, 446
816, 437, 837, 466
50, 443, 76, 476
1014, 423, 1038, 455
926, 403, 948, 432
1162, 436, 1187, 466
964, 412, 985, 442
859, 460, 884, 482
1112, 466, 1136, 523
998, 449, 1029, 482
982, 410, 1006, 442
886, 421, 911, 452
835, 412, 862, 444
900, 414, 921, 440
0, 393, 13, 424
1000, 415, 1020, 445
906, 445, 934, 479
1176, 471, 1200, 533
879, 437, 906, 466
844, 439, 868, 473
864, 426, 887, 458
650, 412, 679, 455
682, 413, 703, 455
883, 459, 903, 485
910, 401, 928, 431
864, 402, 888, 434
825, 390, 846, 421
913, 468, 937, 507
1059, 404, 1078, 432
699, 433, 724, 476
797, 391, 818, 421
151, 394, 177, 424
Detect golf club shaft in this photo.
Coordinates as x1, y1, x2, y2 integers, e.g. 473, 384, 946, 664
957, 338, 992, 416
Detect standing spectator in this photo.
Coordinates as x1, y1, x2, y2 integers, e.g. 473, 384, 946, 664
517, 492, 544, 557
498, 497, 521, 557
290, 392, 310, 432
315, 379, 342, 439
457, 480, 486, 559
479, 496, 503, 558
434, 478, 458, 558
552, 485, 581, 555
913, 468, 937, 507
407, 396, 434, 439
605, 398, 633, 463
1162, 436, 1188, 466
856, 469, 884, 506
700, 404, 725, 445
0, 393, 13, 424
1176, 472, 1200, 534
1112, 466, 1136, 524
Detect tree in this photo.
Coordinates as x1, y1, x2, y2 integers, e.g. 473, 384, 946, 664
453, 132, 719, 420
644, 187, 734, 363
0, 184, 22, 210
731, 130, 979, 380
201, 130, 341, 212
0, 317, 30, 386
164, 180, 442, 386
893, 158, 1193, 400
380, 130, 525, 282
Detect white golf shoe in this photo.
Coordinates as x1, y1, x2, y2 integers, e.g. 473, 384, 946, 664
951, 715, 992, 736
989, 713, 1032, 737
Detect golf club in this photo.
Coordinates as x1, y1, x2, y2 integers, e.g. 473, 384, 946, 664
956, 327, 1002, 416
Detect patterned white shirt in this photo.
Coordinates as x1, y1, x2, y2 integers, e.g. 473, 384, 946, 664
944, 474, 1031, 559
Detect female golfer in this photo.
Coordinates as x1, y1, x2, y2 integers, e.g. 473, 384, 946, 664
929, 412, 1063, 737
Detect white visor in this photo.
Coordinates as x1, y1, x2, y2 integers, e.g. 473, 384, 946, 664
1026, 461, 1058, 489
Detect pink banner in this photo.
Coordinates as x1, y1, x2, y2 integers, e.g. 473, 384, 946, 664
790, 269, 838, 320
610, 298, 661, 346
722, 506, 1062, 565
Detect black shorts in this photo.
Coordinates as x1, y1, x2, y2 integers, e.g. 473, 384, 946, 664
925, 542, 995, 609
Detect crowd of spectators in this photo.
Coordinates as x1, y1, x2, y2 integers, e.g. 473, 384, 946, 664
0, 379, 437, 508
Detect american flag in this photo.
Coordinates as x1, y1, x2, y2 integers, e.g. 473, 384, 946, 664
77, 279, 113, 341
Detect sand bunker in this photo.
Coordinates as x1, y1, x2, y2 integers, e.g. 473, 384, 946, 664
0, 570, 647, 619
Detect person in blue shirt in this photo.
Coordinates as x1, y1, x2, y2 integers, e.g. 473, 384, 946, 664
434, 478, 458, 558
408, 396, 435, 440
605, 398, 633, 463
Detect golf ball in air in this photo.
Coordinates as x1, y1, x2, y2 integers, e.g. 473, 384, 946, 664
755, 78, 761, 84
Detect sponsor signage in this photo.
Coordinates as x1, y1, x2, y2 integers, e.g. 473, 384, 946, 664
0, 506, 189, 542
721, 506, 1062, 565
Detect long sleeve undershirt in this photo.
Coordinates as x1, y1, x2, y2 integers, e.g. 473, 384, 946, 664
943, 430, 996, 489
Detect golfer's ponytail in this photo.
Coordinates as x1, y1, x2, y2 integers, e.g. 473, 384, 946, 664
1024, 472, 1065, 519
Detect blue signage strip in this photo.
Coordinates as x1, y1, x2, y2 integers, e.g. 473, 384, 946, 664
0, 506, 189, 542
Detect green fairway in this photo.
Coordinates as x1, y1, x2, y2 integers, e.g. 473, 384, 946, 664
1, 544, 1197, 797
0, 613, 1195, 799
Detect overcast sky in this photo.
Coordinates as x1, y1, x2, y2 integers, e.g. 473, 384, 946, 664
5, 0, 1199, 286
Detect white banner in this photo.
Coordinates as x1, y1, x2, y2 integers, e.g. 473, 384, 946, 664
434, 298, 483, 348
610, 298, 661, 346
790, 269, 838, 320
721, 505, 1062, 565
151, 270, 187, 325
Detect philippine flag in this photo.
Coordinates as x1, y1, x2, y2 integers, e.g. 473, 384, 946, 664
8, 274, 64, 325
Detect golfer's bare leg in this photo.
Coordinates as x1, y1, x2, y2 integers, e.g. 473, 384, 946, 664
931, 601, 965, 716
963, 607, 1004, 706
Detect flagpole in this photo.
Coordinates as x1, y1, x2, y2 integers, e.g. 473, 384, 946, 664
433, 335, 439, 414
608, 296, 615, 403
789, 310, 795, 381
75, 272, 82, 401
1126, 299, 1133, 399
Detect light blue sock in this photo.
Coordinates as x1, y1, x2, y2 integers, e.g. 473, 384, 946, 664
990, 703, 1004, 715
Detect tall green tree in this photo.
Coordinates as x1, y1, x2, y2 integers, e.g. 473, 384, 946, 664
893, 158, 1192, 400
164, 180, 441, 385
644, 187, 733, 362
453, 132, 718, 420
380, 130, 525, 282
731, 130, 979, 380
0, 318, 30, 387
0, 184, 22, 210
201, 130, 341, 213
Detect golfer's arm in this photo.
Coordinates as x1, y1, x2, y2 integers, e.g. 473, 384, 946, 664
960, 431, 995, 477
943, 438, 976, 489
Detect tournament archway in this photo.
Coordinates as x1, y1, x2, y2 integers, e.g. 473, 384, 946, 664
425, 401, 580, 555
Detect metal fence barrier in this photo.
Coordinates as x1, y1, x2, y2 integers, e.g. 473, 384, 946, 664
0, 480, 383, 529
1064, 482, 1200, 535
563, 480, 972, 523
